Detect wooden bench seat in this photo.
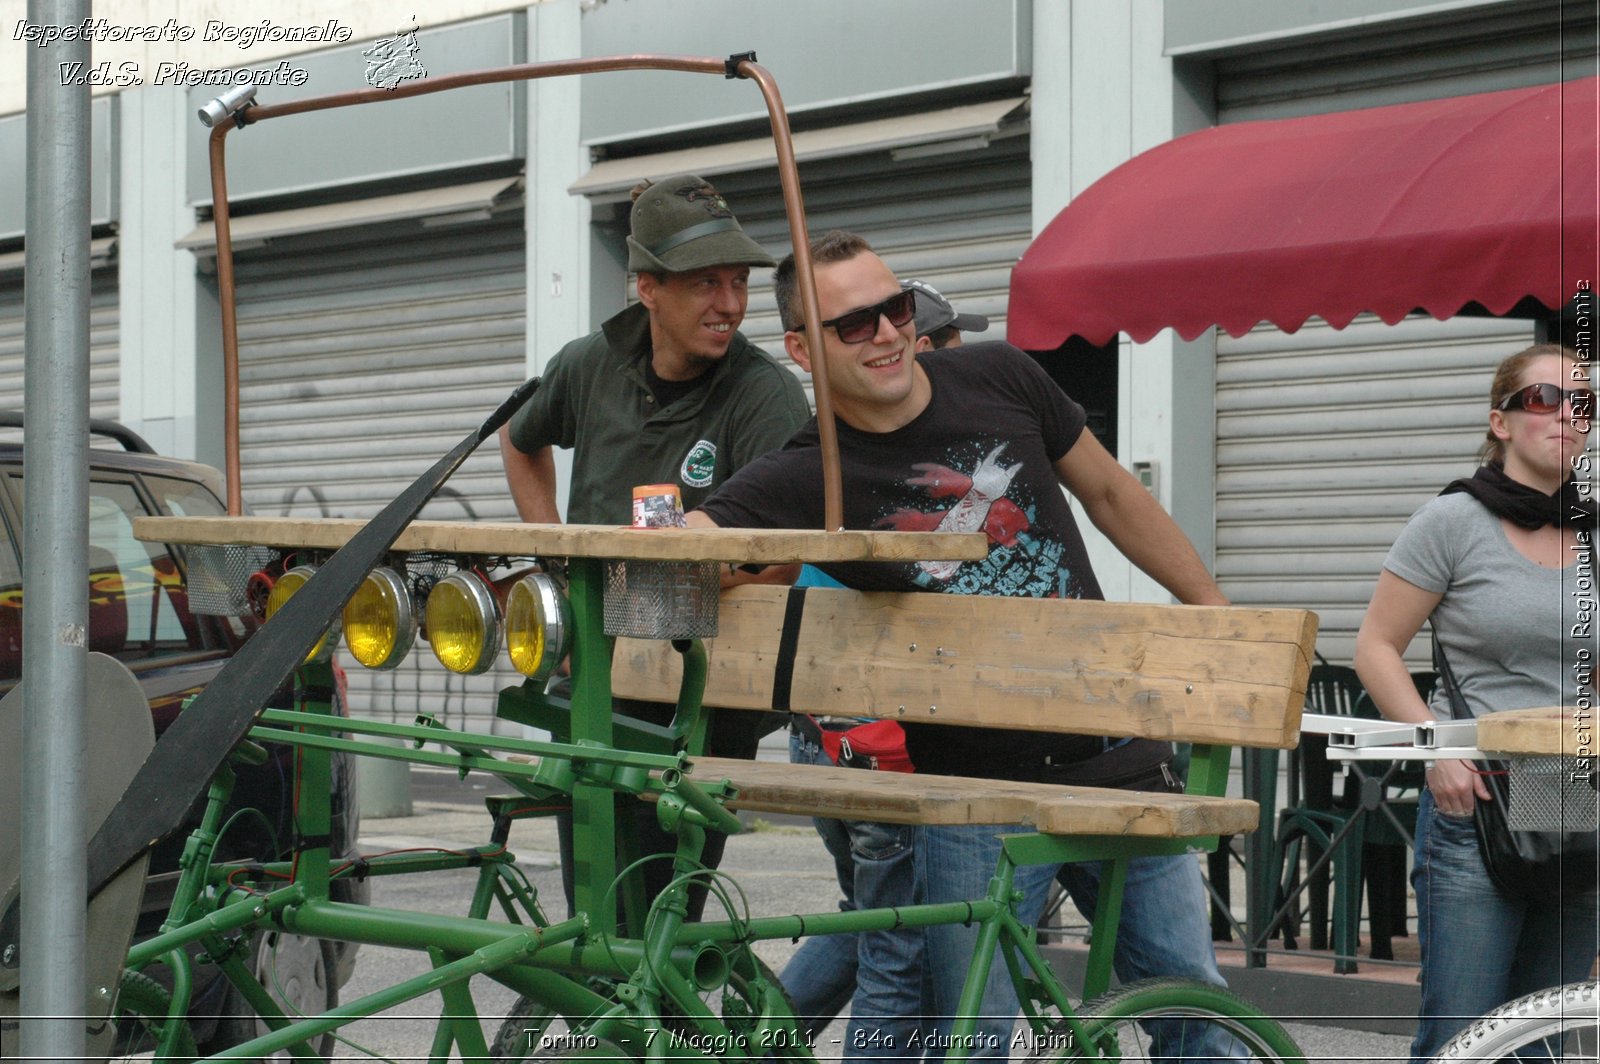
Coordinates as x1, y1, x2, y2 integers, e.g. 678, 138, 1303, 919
615, 585, 1318, 843
679, 756, 1263, 838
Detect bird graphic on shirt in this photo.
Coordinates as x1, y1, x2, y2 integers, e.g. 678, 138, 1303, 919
877, 443, 1029, 580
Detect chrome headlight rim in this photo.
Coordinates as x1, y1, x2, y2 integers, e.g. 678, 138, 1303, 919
506, 571, 570, 681
425, 570, 502, 676
342, 565, 417, 671
267, 563, 341, 664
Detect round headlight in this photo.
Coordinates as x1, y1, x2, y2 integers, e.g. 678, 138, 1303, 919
342, 567, 416, 670
263, 564, 339, 664
425, 571, 500, 675
505, 572, 570, 680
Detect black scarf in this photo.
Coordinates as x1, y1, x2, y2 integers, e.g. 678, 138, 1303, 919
1439, 463, 1598, 531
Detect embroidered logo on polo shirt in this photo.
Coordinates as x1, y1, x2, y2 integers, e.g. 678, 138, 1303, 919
681, 440, 717, 488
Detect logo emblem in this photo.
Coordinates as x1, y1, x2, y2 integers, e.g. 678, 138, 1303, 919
677, 181, 733, 219
364, 18, 427, 90
680, 440, 718, 488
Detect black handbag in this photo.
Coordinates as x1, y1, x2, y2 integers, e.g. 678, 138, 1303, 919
1434, 638, 1599, 904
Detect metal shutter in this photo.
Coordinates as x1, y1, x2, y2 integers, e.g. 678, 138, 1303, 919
231, 211, 527, 730
1213, 0, 1598, 122
616, 135, 1033, 407
0, 267, 121, 423
1214, 314, 1533, 664
1206, 11, 1588, 664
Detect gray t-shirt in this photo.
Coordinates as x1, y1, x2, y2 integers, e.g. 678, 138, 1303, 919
1384, 492, 1594, 720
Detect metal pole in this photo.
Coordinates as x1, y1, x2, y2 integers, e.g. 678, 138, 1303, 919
21, 0, 92, 1059
205, 53, 844, 529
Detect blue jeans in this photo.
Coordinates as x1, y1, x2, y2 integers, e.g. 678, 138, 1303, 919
918, 823, 1235, 1061
780, 730, 926, 1057
1409, 789, 1600, 1062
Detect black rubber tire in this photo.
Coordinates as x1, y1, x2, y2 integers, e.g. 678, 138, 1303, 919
490, 955, 801, 1062
1431, 981, 1599, 1062
491, 995, 565, 1062
1022, 977, 1304, 1062
112, 968, 198, 1061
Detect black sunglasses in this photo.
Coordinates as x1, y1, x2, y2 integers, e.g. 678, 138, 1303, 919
1496, 382, 1595, 418
795, 289, 916, 344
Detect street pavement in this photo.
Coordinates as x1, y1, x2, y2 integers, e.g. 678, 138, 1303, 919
332, 766, 1415, 1061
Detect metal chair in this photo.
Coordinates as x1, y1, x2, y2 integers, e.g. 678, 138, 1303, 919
1348, 672, 1432, 960
1272, 661, 1368, 970
1271, 661, 1429, 972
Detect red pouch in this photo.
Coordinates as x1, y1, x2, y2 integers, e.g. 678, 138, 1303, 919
820, 719, 914, 773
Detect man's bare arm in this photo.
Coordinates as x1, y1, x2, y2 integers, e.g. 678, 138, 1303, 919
499, 425, 561, 524
1054, 431, 1229, 607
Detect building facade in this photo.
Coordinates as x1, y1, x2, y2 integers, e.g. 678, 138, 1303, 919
1, 0, 1591, 722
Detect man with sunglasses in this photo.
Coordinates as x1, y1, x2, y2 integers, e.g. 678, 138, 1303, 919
499, 175, 809, 928
775, 278, 990, 1052
689, 230, 1236, 1058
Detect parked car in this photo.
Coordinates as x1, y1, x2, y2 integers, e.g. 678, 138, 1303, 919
0, 413, 365, 1052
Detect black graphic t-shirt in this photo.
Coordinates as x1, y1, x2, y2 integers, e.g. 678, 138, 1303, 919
699, 342, 1105, 777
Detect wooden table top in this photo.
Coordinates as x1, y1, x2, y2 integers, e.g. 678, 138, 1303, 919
134, 515, 989, 566
1476, 706, 1596, 758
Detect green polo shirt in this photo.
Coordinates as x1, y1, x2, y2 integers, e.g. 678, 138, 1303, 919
508, 303, 810, 525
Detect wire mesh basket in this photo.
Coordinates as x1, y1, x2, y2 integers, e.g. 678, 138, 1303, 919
184, 544, 275, 616
1506, 755, 1600, 831
602, 559, 719, 640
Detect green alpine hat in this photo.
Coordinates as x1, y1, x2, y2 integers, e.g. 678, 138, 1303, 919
626, 174, 776, 274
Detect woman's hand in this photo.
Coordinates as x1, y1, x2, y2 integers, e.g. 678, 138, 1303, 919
1427, 758, 1491, 817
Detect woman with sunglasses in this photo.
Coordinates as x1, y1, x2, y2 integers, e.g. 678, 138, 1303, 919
1354, 343, 1597, 1062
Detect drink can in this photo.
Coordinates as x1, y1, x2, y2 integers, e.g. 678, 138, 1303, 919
632, 483, 685, 528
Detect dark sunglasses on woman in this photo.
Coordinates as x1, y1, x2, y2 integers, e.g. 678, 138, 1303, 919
1496, 382, 1595, 419
794, 289, 916, 344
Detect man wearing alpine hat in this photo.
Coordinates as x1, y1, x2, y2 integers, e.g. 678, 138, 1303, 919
500, 174, 808, 924
502, 173, 807, 527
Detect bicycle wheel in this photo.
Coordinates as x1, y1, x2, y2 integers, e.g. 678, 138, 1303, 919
1432, 981, 1599, 1062
491, 955, 801, 1063
1036, 879, 1077, 946
491, 995, 600, 1062
1023, 977, 1304, 1062
111, 969, 200, 1062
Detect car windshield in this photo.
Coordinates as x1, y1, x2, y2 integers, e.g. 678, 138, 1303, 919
0, 474, 233, 683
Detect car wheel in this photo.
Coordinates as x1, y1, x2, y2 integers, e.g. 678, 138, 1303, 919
200, 930, 337, 1061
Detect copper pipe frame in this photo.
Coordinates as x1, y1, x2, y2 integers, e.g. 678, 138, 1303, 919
208, 54, 844, 530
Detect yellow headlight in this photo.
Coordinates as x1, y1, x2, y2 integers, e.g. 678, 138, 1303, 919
263, 564, 339, 664
342, 567, 416, 670
425, 571, 500, 675
505, 572, 570, 680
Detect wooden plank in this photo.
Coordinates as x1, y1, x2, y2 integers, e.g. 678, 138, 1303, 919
1478, 706, 1597, 758
614, 586, 1317, 749
682, 757, 1261, 837
133, 516, 986, 565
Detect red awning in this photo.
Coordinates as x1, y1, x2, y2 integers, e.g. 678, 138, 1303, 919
1007, 76, 1600, 348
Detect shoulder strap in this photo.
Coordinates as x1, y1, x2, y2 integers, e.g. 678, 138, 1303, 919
1431, 631, 1471, 722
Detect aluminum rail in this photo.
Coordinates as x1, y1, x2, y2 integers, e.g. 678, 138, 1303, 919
1303, 713, 1486, 762
207, 53, 846, 530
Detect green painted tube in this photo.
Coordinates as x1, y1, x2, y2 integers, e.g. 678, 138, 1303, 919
206, 931, 542, 1059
